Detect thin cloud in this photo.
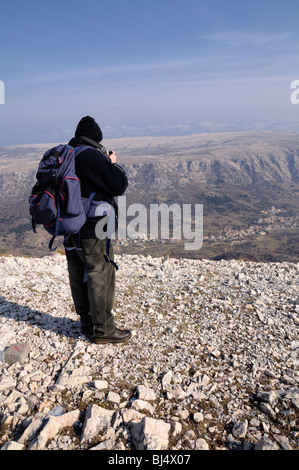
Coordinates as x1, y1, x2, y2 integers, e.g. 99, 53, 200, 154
197, 31, 290, 48
12, 58, 200, 86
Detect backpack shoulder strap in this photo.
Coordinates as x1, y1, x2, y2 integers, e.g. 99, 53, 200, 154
76, 136, 108, 153
73, 145, 90, 157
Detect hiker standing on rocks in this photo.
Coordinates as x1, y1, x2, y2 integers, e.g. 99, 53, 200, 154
66, 116, 131, 344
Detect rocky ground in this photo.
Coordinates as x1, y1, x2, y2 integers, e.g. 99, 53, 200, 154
0, 252, 298, 451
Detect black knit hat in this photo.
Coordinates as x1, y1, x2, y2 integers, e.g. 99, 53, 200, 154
75, 116, 103, 143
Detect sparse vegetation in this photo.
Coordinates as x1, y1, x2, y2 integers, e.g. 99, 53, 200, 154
0, 132, 298, 261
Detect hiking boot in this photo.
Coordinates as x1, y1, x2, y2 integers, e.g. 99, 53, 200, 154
93, 328, 132, 344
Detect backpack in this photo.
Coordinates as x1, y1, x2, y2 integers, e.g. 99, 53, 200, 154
29, 144, 118, 278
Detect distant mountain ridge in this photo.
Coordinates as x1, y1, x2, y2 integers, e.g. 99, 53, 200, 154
0, 131, 298, 261
0, 131, 299, 199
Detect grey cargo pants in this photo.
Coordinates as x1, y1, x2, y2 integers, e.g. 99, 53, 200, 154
65, 236, 116, 337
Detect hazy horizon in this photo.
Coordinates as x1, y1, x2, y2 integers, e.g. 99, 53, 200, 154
1, 0, 299, 146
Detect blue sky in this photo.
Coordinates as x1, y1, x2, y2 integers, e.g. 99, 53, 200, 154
1, 0, 299, 145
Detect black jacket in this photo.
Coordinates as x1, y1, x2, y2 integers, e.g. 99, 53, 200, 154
68, 137, 128, 238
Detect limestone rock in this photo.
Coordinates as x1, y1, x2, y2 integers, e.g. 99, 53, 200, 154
130, 417, 171, 450
1, 441, 25, 450
0, 253, 298, 451
28, 410, 80, 450
80, 404, 115, 444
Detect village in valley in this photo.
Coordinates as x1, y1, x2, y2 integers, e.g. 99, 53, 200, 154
207, 206, 298, 243
116, 206, 298, 247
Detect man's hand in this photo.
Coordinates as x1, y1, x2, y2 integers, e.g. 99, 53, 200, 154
108, 151, 117, 164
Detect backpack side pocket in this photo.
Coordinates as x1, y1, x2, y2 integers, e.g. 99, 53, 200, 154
29, 188, 57, 227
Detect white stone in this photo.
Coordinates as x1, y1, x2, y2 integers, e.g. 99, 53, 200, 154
93, 380, 108, 390
80, 404, 115, 444
195, 438, 209, 450
193, 412, 204, 423
0, 253, 298, 450
17, 417, 45, 444
1, 441, 24, 450
130, 417, 171, 450
56, 366, 92, 388
232, 420, 248, 439
254, 436, 280, 450
0, 377, 16, 391
131, 399, 155, 415
106, 391, 121, 404
161, 371, 172, 388
136, 385, 156, 401
29, 410, 80, 450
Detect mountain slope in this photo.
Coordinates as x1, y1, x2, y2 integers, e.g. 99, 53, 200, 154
0, 131, 298, 261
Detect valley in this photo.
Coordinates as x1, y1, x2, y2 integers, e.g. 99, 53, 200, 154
0, 131, 298, 262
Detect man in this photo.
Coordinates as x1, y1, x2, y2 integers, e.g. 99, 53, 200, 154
66, 116, 131, 345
